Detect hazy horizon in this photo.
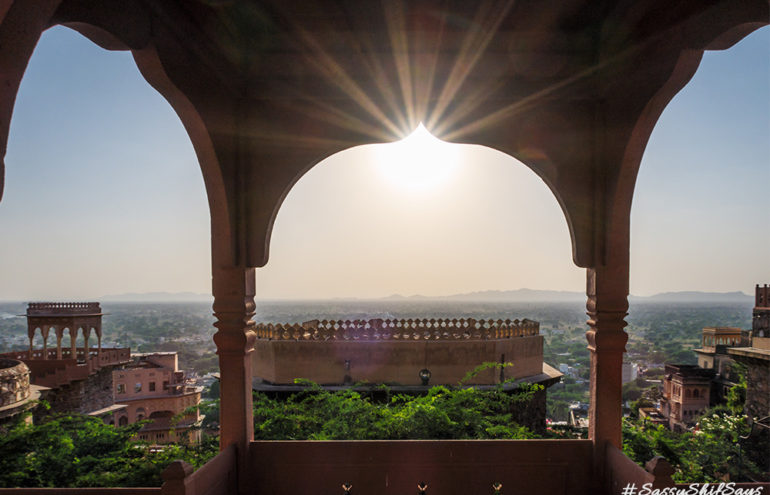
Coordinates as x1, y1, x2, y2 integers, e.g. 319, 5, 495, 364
0, 286, 758, 304
0, 26, 768, 301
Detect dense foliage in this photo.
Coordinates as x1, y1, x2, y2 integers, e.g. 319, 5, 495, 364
0, 413, 217, 488
0, 371, 543, 488
3, 383, 766, 487
253, 381, 541, 440
623, 410, 767, 483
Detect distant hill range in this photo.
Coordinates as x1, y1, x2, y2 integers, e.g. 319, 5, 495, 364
381, 288, 587, 302
98, 289, 752, 304
100, 291, 212, 302
382, 289, 752, 304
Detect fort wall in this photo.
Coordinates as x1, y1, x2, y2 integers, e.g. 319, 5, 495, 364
252, 318, 544, 386
37, 365, 116, 417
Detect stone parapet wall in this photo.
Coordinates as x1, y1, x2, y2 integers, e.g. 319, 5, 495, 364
0, 359, 31, 407
254, 318, 539, 341
253, 317, 543, 386
26, 302, 102, 315
248, 439, 594, 495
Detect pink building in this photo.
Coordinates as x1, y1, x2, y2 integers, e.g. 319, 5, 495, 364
660, 364, 714, 431
113, 352, 202, 444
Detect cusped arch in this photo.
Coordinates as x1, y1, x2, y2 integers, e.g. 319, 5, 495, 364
607, 20, 769, 262
4, 2, 765, 274
263, 127, 579, 283
0, 1, 234, 264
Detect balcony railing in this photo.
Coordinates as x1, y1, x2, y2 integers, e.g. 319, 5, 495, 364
247, 440, 593, 495
26, 302, 102, 315
1, 441, 767, 495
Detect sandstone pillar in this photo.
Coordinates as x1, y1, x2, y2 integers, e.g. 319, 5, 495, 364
55, 326, 62, 359
70, 327, 77, 360
212, 264, 256, 492
83, 327, 90, 359
586, 260, 629, 485
41, 326, 49, 360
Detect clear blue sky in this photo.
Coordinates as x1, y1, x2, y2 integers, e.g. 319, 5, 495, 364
0, 25, 767, 300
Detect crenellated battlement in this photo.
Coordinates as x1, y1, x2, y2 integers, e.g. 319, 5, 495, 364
26, 302, 102, 315
254, 317, 539, 342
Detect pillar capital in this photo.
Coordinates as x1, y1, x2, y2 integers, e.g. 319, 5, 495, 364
212, 266, 257, 354
213, 323, 257, 354
585, 328, 628, 353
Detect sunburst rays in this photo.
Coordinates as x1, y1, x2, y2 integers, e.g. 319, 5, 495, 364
252, 0, 584, 153
271, 1, 517, 146
425, 1, 515, 136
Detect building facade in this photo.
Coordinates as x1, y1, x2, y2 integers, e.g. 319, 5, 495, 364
113, 352, 202, 444
660, 364, 714, 431
693, 326, 748, 404
728, 284, 770, 421
752, 284, 770, 338
621, 362, 639, 384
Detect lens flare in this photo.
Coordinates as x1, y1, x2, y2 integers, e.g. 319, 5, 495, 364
375, 124, 460, 192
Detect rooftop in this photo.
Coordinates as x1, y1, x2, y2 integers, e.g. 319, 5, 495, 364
25, 302, 103, 317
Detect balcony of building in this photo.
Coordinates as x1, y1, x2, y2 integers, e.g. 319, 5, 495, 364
0, 347, 131, 388
0, 1, 768, 494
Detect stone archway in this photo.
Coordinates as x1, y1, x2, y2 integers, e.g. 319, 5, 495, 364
0, 3, 767, 479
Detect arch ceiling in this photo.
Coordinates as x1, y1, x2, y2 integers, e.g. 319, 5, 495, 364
0, 0, 767, 268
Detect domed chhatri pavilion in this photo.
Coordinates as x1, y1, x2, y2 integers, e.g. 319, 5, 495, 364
0, 1, 767, 494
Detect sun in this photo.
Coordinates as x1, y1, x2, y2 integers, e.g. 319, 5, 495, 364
374, 124, 460, 192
